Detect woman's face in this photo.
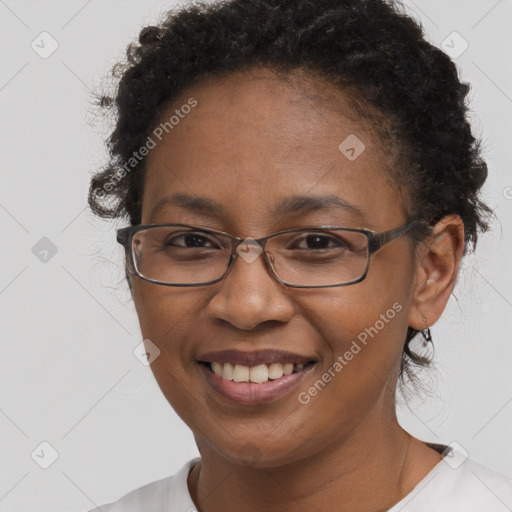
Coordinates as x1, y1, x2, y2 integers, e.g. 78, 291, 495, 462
132, 68, 418, 467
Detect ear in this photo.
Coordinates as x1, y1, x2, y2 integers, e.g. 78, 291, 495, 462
408, 214, 465, 330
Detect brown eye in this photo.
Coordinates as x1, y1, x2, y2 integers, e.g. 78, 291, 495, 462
289, 233, 349, 251
299, 234, 346, 250
166, 232, 220, 249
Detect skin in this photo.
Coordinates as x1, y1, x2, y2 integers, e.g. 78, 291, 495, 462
130, 67, 465, 512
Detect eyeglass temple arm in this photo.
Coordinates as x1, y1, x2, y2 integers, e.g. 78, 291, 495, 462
117, 227, 131, 247
368, 220, 421, 253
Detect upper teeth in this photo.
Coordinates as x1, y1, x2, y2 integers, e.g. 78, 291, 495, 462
210, 362, 306, 383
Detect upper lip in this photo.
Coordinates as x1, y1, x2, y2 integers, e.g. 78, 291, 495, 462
197, 349, 317, 367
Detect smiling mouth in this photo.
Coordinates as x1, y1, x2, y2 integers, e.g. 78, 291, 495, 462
198, 360, 317, 384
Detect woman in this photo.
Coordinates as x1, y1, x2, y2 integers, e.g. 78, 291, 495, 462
87, 0, 511, 510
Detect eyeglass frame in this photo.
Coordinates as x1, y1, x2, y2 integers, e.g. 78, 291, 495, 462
116, 219, 423, 288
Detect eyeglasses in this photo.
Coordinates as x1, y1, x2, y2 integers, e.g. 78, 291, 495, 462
116, 220, 421, 288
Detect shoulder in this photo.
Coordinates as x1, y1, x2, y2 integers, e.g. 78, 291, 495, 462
443, 458, 512, 509
392, 456, 512, 511
85, 457, 200, 512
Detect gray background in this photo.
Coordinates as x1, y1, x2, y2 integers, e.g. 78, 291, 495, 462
1, 0, 511, 510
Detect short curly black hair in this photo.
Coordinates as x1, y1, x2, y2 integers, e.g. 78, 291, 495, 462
88, 0, 493, 385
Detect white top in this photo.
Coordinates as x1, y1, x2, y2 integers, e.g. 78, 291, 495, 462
87, 451, 512, 511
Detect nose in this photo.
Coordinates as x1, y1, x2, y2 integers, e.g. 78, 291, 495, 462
206, 251, 295, 330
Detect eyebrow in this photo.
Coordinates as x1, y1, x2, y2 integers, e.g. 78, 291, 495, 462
149, 192, 368, 221
150, 193, 224, 220
272, 194, 367, 220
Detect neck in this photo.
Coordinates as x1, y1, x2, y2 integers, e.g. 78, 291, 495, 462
187, 408, 442, 512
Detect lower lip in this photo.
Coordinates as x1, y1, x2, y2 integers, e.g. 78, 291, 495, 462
198, 363, 316, 405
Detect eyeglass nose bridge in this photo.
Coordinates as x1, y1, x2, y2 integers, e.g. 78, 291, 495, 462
222, 235, 283, 285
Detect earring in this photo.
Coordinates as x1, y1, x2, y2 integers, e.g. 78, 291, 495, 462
421, 316, 432, 347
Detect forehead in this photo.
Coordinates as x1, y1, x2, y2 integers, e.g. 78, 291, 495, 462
141, 67, 405, 231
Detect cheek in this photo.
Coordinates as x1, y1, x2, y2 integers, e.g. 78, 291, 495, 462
133, 279, 203, 334
291, 292, 408, 442
298, 264, 412, 397
132, 281, 204, 372
304, 252, 411, 343
132, 281, 207, 421
305, 290, 407, 370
